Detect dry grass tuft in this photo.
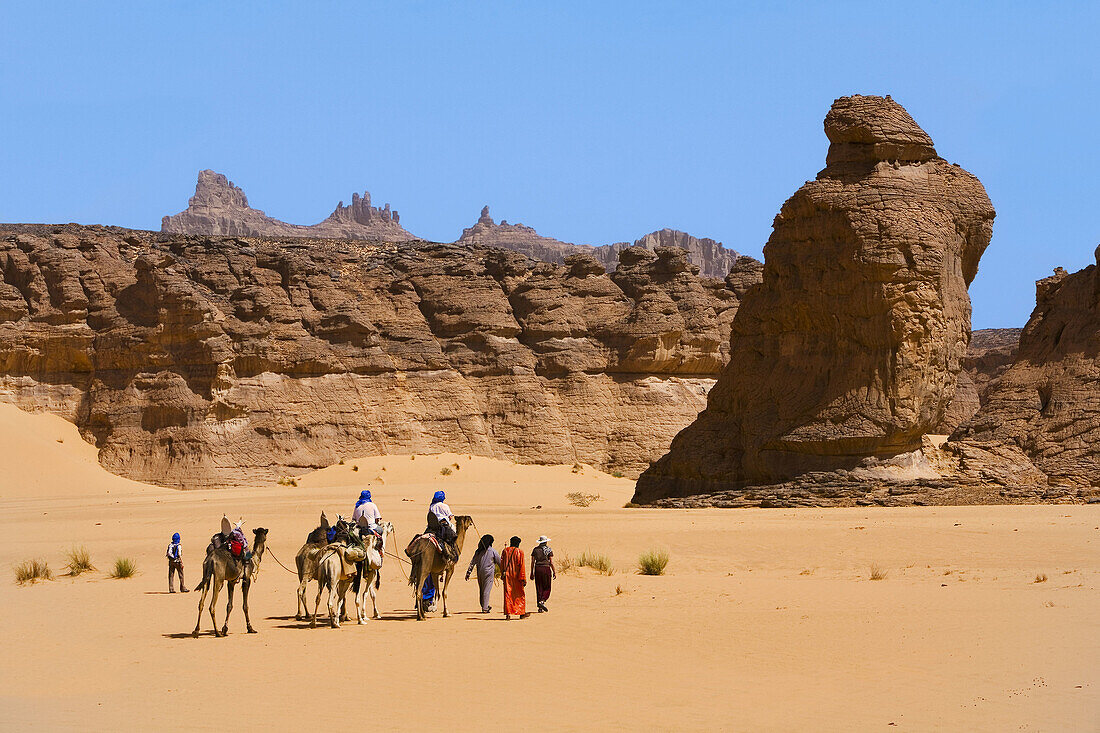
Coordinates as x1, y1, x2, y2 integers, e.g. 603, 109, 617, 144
576, 551, 614, 575
869, 564, 888, 581
15, 558, 52, 585
440, 467, 452, 476
65, 546, 95, 576
799, 568, 815, 576
638, 549, 669, 576
108, 557, 137, 579
1034, 573, 1048, 583
614, 584, 624, 596
351, 465, 359, 472
566, 491, 601, 507
611, 471, 625, 478
276, 476, 298, 487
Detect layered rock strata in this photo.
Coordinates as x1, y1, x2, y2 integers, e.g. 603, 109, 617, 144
952, 252, 1100, 488
0, 224, 758, 489
162, 170, 415, 241
634, 95, 996, 504
455, 206, 740, 278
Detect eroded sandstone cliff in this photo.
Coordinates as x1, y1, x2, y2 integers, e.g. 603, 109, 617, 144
455, 206, 741, 278
634, 95, 996, 503
0, 224, 757, 488
161, 170, 415, 242
952, 251, 1100, 488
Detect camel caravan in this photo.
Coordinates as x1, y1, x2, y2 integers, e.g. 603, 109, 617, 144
190, 491, 473, 637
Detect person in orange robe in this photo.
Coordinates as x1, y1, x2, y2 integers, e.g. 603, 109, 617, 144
500, 536, 527, 619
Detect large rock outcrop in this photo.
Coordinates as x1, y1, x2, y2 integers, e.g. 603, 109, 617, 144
634, 95, 996, 503
161, 170, 416, 241
455, 206, 741, 278
952, 251, 1100, 488
0, 224, 760, 489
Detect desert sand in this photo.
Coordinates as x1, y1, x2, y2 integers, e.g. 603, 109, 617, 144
0, 402, 1096, 731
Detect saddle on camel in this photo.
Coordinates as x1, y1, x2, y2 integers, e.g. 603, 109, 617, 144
192, 516, 269, 637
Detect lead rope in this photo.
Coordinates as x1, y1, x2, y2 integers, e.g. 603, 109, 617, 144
264, 547, 300, 575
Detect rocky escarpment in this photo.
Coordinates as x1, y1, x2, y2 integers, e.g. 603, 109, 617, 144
951, 251, 1100, 489
456, 206, 741, 278
162, 170, 415, 242
935, 327, 1022, 433
634, 95, 996, 505
0, 224, 760, 489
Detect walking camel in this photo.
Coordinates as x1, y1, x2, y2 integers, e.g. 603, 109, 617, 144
354, 521, 395, 623
408, 515, 474, 620
191, 527, 269, 637
294, 512, 336, 621
312, 541, 366, 628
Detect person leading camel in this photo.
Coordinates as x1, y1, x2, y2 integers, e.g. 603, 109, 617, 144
531, 535, 555, 613
465, 534, 501, 613
501, 536, 527, 620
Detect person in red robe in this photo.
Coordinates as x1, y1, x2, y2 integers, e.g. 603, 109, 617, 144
500, 536, 527, 619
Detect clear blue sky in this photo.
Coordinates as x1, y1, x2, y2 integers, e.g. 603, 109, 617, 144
1, 2, 1097, 328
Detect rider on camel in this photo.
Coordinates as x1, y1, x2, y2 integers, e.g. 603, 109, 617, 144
426, 490, 458, 562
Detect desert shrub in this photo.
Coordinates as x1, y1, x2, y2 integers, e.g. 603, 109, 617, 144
571, 463, 583, 474
566, 491, 601, 507
276, 476, 298, 487
351, 465, 359, 472
869, 564, 888, 581
440, 467, 452, 476
338, 458, 345, 465
109, 557, 137, 579
66, 546, 95, 576
577, 551, 614, 575
638, 549, 669, 576
15, 559, 52, 585
614, 584, 624, 596
611, 471, 625, 478
1034, 573, 1048, 583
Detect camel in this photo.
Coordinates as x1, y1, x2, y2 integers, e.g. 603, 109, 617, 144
191, 527, 269, 637
407, 515, 474, 620
353, 521, 395, 623
294, 512, 336, 621
312, 541, 366, 628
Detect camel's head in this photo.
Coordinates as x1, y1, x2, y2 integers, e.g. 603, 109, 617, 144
253, 527, 269, 544
455, 515, 474, 535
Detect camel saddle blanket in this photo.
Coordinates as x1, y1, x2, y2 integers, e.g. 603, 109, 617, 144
405, 533, 442, 557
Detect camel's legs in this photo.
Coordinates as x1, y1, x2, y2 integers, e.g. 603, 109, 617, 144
355, 572, 367, 624
441, 570, 452, 618
192, 575, 211, 637
222, 580, 235, 635
312, 581, 324, 628
209, 578, 223, 636
242, 578, 256, 633
296, 578, 308, 620
370, 570, 380, 619
326, 580, 339, 628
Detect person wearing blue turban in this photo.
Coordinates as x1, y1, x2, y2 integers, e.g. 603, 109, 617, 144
352, 488, 382, 537
426, 490, 458, 562
166, 531, 188, 593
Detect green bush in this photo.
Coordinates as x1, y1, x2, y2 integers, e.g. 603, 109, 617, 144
109, 557, 137, 579
66, 546, 95, 576
15, 558, 52, 585
638, 549, 669, 576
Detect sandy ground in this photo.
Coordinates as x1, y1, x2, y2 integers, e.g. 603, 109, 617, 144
0, 403, 1097, 732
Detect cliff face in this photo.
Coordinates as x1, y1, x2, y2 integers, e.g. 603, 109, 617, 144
0, 224, 758, 488
634, 95, 996, 503
952, 252, 1100, 488
455, 206, 742, 279
161, 170, 416, 242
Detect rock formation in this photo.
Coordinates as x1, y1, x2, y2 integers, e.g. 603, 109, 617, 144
633, 95, 996, 504
935, 327, 1021, 433
0, 224, 760, 489
952, 252, 1100, 488
161, 170, 416, 241
455, 206, 741, 278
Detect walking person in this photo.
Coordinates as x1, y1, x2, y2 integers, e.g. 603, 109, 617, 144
166, 532, 188, 593
530, 535, 555, 612
501, 536, 527, 620
465, 534, 501, 613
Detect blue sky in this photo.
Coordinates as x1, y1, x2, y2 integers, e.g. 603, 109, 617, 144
1, 2, 1097, 328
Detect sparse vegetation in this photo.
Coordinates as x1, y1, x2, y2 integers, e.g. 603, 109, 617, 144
566, 491, 601, 507
614, 584, 624, 596
611, 471, 625, 478
351, 465, 359, 472
338, 458, 345, 465
558, 554, 575, 573
109, 557, 137, 579
15, 558, 52, 585
799, 568, 815, 576
571, 463, 583, 474
869, 564, 888, 581
452, 463, 460, 470
1034, 573, 1048, 583
276, 476, 298, 487
576, 551, 614, 575
440, 467, 452, 476
638, 549, 669, 576
65, 546, 95, 576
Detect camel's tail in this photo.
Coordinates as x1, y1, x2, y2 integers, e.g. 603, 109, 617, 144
193, 557, 213, 592
375, 570, 381, 590
408, 552, 421, 588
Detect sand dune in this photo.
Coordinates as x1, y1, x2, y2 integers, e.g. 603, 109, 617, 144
0, 404, 1097, 731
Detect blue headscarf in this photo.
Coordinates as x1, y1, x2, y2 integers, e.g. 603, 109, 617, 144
356, 489, 372, 507
431, 490, 445, 505
172, 532, 180, 543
